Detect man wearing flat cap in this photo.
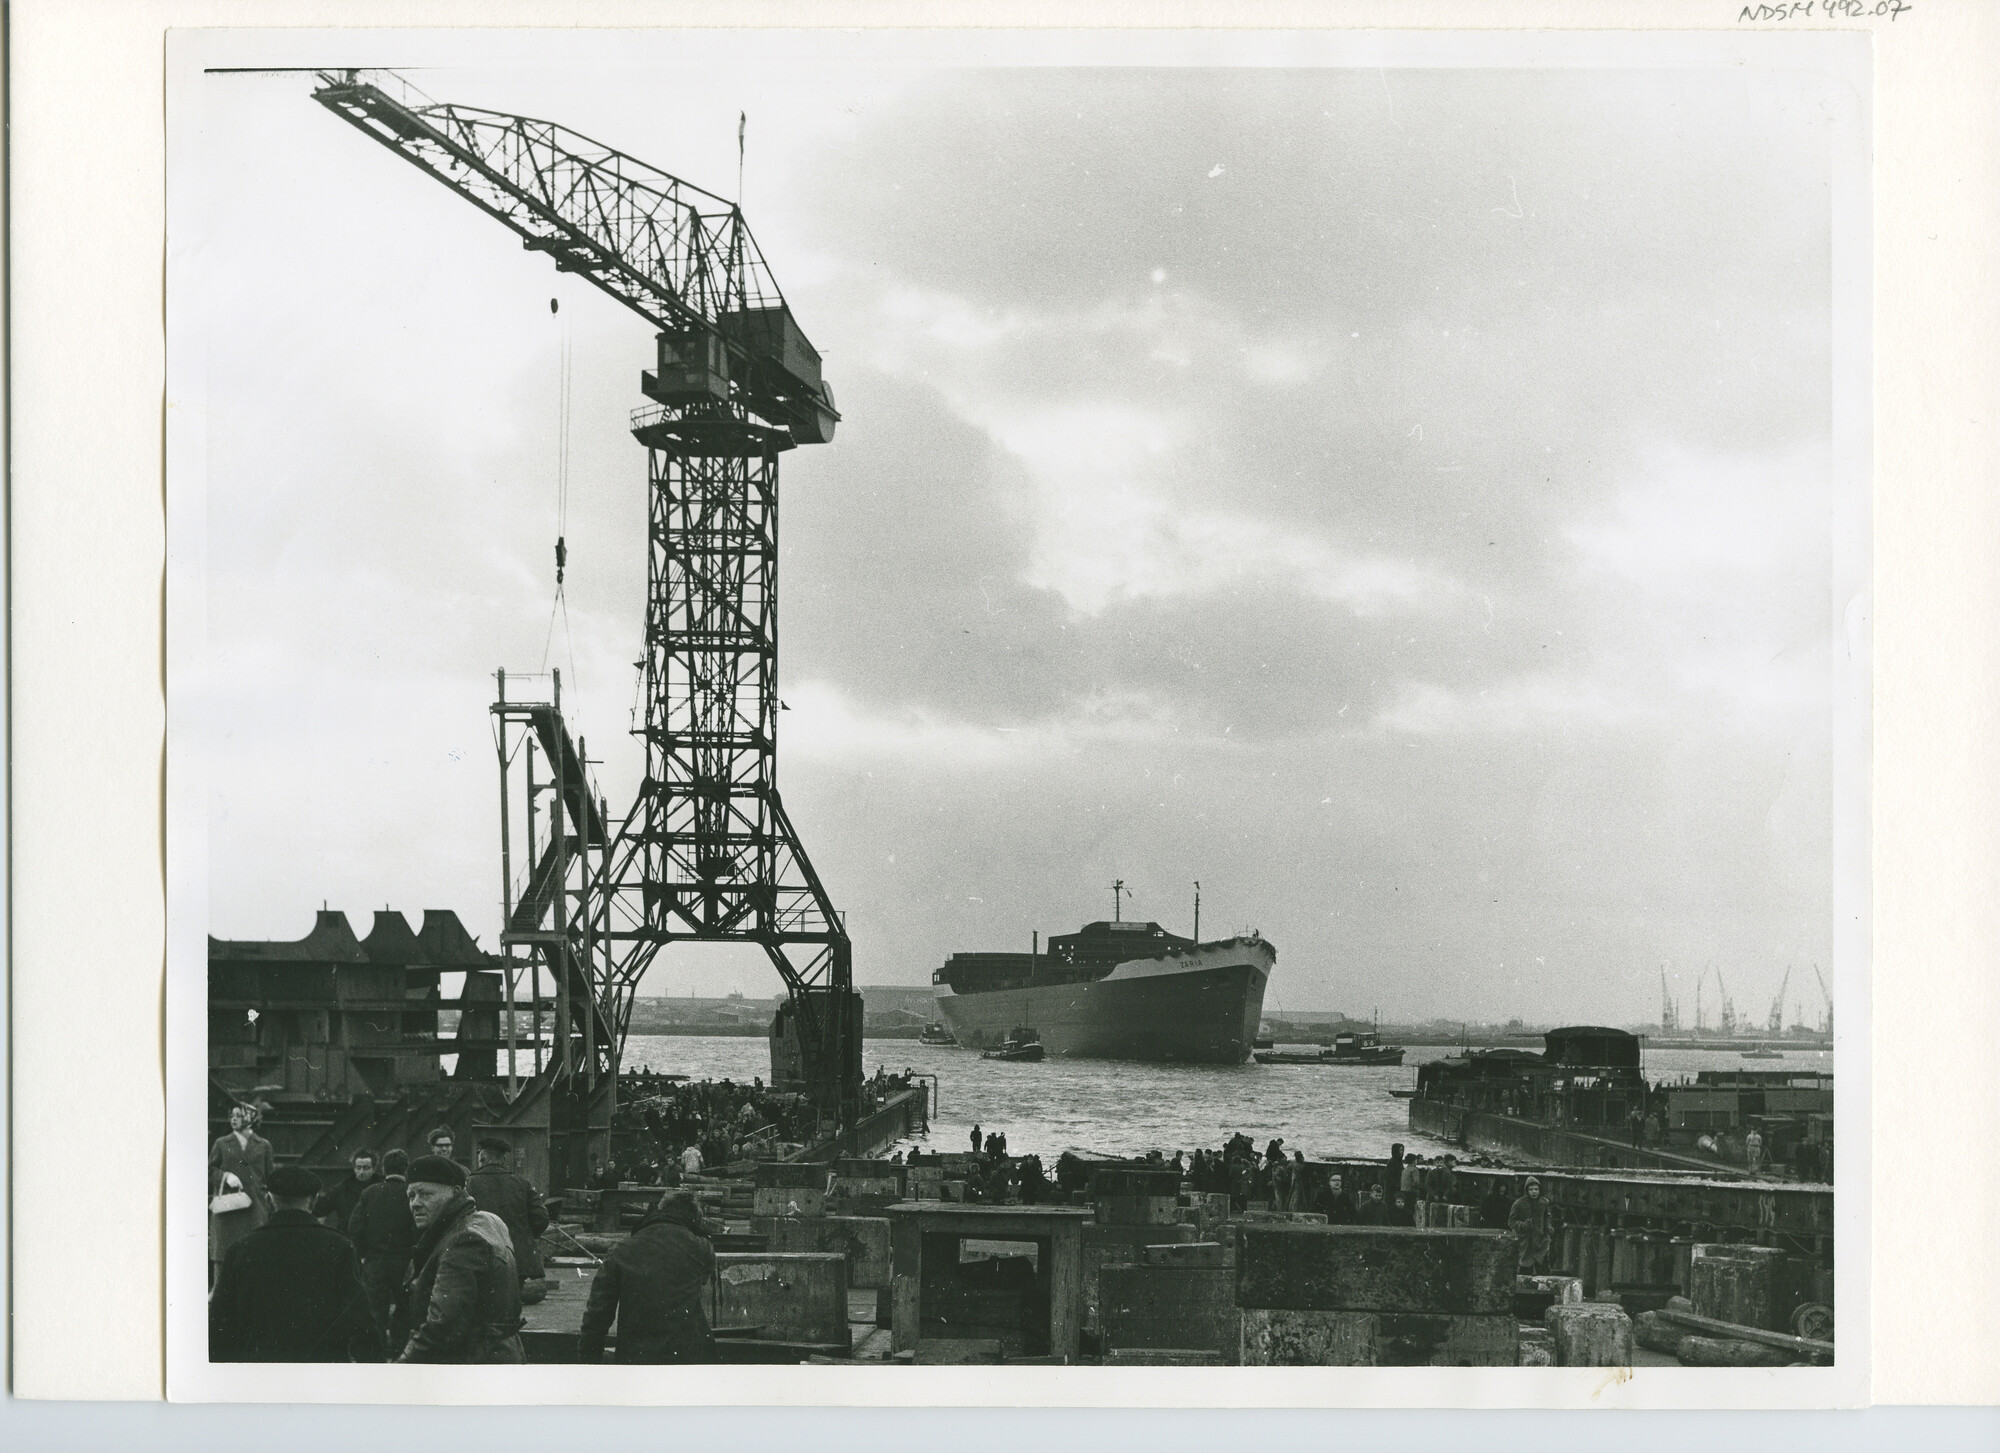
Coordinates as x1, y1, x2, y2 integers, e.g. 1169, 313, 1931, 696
398, 1154, 526, 1363
465, 1137, 551, 1285
578, 1188, 717, 1364
210, 1165, 386, 1362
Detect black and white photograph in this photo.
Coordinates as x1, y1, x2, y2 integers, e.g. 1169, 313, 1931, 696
166, 26, 1869, 1401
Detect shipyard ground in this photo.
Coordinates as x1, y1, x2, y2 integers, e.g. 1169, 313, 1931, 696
516, 1140, 1833, 1369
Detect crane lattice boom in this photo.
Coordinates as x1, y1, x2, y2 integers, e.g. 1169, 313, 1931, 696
314, 71, 838, 444
313, 69, 858, 1135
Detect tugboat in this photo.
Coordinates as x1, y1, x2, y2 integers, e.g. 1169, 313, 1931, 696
919, 1021, 958, 1047
1324, 1028, 1406, 1066
981, 1027, 1045, 1063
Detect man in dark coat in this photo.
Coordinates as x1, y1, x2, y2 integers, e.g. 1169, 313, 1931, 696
312, 1148, 379, 1232
348, 1147, 417, 1345
209, 1165, 385, 1362
466, 1138, 551, 1281
578, 1189, 716, 1364
398, 1154, 525, 1364
1356, 1182, 1389, 1225
1423, 1154, 1458, 1206
1477, 1176, 1514, 1230
1507, 1176, 1559, 1272
1318, 1175, 1357, 1225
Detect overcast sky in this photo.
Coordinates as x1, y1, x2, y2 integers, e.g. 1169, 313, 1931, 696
192, 54, 1849, 1025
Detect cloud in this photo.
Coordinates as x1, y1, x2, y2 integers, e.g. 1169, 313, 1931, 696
196, 60, 1846, 1020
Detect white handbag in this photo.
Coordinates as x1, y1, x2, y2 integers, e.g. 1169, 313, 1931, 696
210, 1177, 253, 1215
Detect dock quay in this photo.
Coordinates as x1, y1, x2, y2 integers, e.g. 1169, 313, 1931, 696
521, 1147, 1834, 1368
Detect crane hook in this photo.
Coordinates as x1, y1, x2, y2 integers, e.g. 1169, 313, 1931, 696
556, 536, 567, 586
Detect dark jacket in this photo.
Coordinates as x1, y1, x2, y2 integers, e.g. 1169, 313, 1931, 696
1508, 1193, 1558, 1264
578, 1206, 716, 1364
399, 1193, 525, 1363
1477, 1188, 1513, 1230
209, 1208, 385, 1362
348, 1174, 416, 1263
1356, 1198, 1388, 1225
313, 1169, 379, 1232
465, 1164, 551, 1279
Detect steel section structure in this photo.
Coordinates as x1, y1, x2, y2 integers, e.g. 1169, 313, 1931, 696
314, 71, 856, 1130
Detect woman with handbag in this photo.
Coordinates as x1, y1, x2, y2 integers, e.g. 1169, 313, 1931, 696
210, 1102, 274, 1284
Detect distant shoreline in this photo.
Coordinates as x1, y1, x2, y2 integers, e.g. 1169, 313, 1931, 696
615, 1024, 1831, 1053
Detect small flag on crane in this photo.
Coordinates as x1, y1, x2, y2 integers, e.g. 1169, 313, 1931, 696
737, 111, 746, 200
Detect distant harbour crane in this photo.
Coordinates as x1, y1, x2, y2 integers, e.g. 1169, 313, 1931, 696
1768, 965, 1791, 1036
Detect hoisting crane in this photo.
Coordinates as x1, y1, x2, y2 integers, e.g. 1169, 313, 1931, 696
1768, 965, 1791, 1036
1813, 964, 1833, 1037
311, 71, 859, 1141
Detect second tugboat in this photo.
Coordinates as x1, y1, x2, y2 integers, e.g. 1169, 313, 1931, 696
980, 1027, 1045, 1062
1255, 1027, 1407, 1067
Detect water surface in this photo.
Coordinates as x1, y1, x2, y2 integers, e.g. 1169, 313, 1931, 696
620, 1035, 1830, 1162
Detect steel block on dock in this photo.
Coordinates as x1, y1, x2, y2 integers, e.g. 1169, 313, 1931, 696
1081, 1221, 1199, 1331
906, 1166, 945, 1200
707, 1252, 850, 1350
831, 1160, 904, 1200
1143, 1242, 1231, 1268
753, 1186, 825, 1217
1102, 1347, 1225, 1366
1240, 1309, 1517, 1367
769, 1215, 892, 1288
1099, 1264, 1241, 1365
1512, 1275, 1583, 1321
1178, 1193, 1231, 1238
1688, 1243, 1798, 1332
1236, 1210, 1328, 1225
756, 1162, 827, 1189
1543, 1302, 1633, 1367
886, 1203, 1093, 1360
1096, 1195, 1183, 1226
1088, 1168, 1184, 1200
1234, 1226, 1519, 1316
912, 1338, 1005, 1365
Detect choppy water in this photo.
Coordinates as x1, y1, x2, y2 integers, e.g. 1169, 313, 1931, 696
620, 1035, 1831, 1163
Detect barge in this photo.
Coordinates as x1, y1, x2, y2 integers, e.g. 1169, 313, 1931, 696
1410, 1026, 1833, 1179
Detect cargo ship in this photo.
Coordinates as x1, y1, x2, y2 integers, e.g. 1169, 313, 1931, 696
931, 919, 1275, 1064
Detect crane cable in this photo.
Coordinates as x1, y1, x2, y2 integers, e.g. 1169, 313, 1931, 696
541, 322, 580, 693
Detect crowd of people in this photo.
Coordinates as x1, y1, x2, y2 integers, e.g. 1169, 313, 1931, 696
205, 1082, 1578, 1366
885, 1128, 1567, 1273
604, 1067, 924, 1186
208, 1114, 551, 1363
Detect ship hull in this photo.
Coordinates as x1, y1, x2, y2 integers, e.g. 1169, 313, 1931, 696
934, 941, 1273, 1065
